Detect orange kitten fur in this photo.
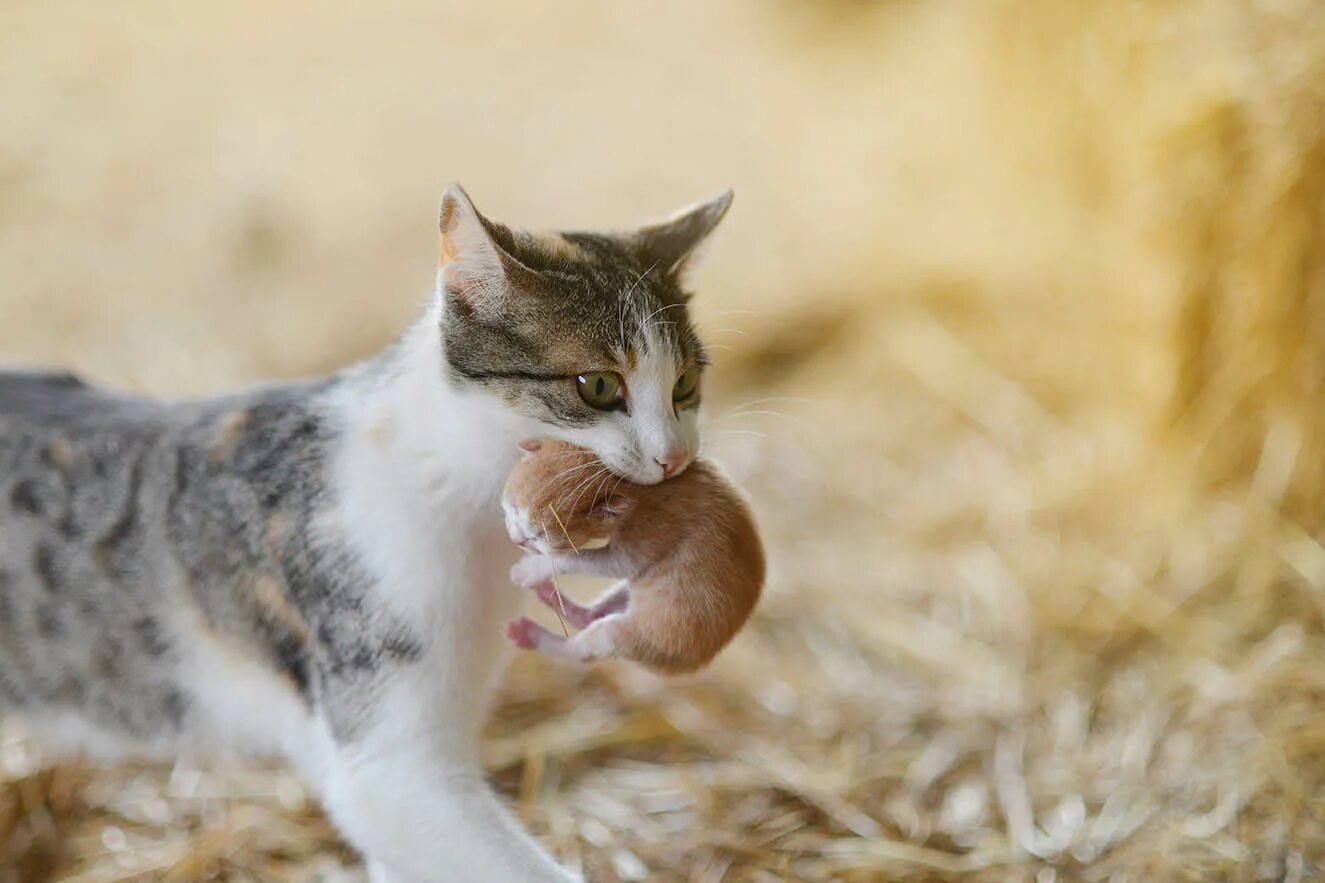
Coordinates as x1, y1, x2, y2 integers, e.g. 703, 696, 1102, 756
501, 439, 764, 675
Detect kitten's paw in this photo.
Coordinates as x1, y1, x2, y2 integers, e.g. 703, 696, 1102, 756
510, 555, 556, 588
535, 583, 601, 629
505, 617, 547, 650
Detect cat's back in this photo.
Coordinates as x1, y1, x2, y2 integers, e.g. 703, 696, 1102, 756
0, 370, 176, 436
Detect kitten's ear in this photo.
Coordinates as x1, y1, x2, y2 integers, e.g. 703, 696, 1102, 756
631, 190, 733, 278
589, 494, 632, 520
518, 438, 544, 454
439, 183, 512, 314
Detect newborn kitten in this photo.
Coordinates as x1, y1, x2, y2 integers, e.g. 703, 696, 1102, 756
502, 439, 764, 674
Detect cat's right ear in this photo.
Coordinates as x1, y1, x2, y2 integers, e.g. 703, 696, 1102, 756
439, 184, 511, 314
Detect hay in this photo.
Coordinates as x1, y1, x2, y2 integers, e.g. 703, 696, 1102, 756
3, 0, 1325, 879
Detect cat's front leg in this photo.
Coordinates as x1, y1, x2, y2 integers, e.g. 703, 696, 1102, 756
323, 726, 579, 883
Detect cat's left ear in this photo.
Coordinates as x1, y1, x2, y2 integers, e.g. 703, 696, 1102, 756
631, 190, 733, 279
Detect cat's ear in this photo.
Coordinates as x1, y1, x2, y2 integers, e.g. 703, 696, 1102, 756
518, 438, 544, 455
631, 190, 733, 278
439, 183, 515, 314
589, 494, 632, 520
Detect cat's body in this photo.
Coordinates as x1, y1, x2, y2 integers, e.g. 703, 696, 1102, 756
502, 440, 764, 674
0, 184, 732, 882
0, 369, 343, 757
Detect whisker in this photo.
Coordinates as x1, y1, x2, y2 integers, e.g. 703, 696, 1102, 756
641, 301, 684, 325
584, 468, 615, 512
624, 260, 660, 302
606, 472, 629, 503
704, 429, 772, 441
571, 467, 616, 514
556, 466, 610, 511
553, 464, 609, 511
719, 394, 825, 407
704, 409, 810, 428
544, 459, 608, 488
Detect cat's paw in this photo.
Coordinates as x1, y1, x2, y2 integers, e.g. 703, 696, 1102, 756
505, 617, 548, 651
510, 555, 556, 589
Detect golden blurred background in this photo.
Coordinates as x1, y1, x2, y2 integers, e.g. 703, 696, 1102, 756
3, 1, 1325, 880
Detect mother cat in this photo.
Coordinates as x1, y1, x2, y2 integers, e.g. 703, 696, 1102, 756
0, 184, 730, 882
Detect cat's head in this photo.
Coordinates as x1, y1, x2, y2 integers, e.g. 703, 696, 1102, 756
436, 184, 731, 485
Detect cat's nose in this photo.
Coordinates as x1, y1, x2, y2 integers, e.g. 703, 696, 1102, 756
654, 450, 688, 478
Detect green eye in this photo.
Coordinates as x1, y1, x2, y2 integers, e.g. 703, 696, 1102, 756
576, 371, 625, 410
673, 366, 701, 402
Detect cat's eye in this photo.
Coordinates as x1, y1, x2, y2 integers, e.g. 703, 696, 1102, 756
576, 371, 625, 410
673, 366, 701, 402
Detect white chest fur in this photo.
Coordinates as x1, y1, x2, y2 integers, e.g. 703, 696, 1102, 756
326, 313, 538, 753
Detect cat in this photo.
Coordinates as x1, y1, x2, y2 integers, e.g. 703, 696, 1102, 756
500, 439, 764, 674
0, 183, 731, 882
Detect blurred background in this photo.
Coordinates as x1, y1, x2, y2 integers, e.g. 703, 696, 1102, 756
3, 0, 1325, 880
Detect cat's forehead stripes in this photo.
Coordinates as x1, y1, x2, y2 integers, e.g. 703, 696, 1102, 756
439, 192, 725, 449
444, 230, 698, 369
526, 231, 587, 263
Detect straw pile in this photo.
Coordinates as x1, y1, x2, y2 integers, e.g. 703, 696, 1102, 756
3, 0, 1325, 880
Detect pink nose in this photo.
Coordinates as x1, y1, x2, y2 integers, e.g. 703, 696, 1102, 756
655, 451, 688, 478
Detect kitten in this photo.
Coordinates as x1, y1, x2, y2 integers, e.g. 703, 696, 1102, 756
501, 439, 764, 675
0, 183, 731, 882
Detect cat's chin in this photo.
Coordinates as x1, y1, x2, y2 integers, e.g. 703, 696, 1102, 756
600, 459, 665, 486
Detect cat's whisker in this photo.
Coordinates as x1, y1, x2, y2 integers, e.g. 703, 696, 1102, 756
605, 472, 629, 505
640, 301, 684, 325
568, 469, 602, 508
624, 260, 660, 302
557, 464, 609, 502
704, 409, 809, 428
558, 466, 612, 513
728, 394, 823, 405
704, 428, 773, 441
543, 459, 609, 489
570, 467, 616, 514
552, 467, 606, 510
584, 468, 616, 513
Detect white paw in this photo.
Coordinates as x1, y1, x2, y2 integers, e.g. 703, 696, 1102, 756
510, 555, 556, 588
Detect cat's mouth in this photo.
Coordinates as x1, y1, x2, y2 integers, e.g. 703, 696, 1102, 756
596, 453, 668, 486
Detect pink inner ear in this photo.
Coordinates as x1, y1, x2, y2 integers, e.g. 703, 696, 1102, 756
519, 438, 544, 453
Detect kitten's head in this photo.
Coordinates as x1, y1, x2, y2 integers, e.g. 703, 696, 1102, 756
436, 184, 731, 485
501, 439, 636, 554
